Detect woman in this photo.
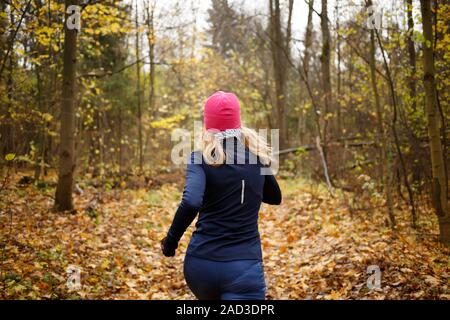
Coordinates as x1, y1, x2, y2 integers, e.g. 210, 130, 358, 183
161, 91, 282, 300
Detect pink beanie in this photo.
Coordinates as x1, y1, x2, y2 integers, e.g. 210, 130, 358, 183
204, 91, 241, 131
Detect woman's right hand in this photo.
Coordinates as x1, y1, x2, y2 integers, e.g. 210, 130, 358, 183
160, 237, 176, 257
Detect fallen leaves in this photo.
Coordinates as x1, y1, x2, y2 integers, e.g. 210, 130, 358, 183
260, 182, 449, 300
0, 173, 449, 300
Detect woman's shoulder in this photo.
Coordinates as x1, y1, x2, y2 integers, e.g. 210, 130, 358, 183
188, 150, 203, 165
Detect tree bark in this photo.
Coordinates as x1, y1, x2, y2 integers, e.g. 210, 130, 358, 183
367, 0, 395, 227
420, 0, 449, 245
269, 0, 288, 149
135, 0, 143, 172
405, 0, 423, 191
303, 0, 314, 79
55, 0, 79, 211
298, 0, 314, 145
5, 8, 15, 158
320, 0, 332, 144
146, 2, 156, 120
317, 0, 334, 186
335, 0, 342, 135
406, 0, 417, 112
34, 0, 47, 181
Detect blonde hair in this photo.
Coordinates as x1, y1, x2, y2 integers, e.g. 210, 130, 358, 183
201, 126, 274, 167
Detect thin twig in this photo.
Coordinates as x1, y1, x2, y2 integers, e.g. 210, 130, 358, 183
0, 0, 33, 79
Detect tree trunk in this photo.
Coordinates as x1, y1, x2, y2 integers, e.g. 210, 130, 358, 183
405, 0, 422, 191
34, 0, 47, 181
320, 0, 332, 144
317, 0, 334, 185
34, 67, 47, 181
302, 0, 314, 79
269, 0, 288, 149
0, 1, 7, 64
367, 3, 395, 227
55, 0, 79, 211
118, 107, 124, 175
1, 6, 16, 158
5, 22, 15, 157
335, 1, 342, 136
406, 0, 417, 112
135, 0, 143, 172
420, 0, 449, 245
146, 3, 156, 121
298, 0, 314, 146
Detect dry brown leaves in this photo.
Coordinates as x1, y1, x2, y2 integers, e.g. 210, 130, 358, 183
0, 173, 448, 299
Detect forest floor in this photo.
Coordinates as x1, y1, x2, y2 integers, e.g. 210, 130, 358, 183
0, 171, 449, 300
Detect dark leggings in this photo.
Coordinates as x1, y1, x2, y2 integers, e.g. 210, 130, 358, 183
183, 254, 266, 300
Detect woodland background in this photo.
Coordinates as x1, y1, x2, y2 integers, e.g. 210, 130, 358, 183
0, 0, 449, 299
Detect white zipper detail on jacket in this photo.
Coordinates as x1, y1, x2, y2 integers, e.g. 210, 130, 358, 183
241, 179, 245, 204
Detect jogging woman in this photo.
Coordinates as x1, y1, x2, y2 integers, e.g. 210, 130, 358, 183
161, 91, 282, 300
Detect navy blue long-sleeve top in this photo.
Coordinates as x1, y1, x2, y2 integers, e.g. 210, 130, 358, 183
164, 137, 282, 261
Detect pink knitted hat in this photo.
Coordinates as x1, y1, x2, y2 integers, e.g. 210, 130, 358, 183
204, 91, 241, 131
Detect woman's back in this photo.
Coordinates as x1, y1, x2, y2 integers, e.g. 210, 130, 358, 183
188, 138, 266, 261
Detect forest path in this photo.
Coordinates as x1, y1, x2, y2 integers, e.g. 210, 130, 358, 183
1, 175, 448, 299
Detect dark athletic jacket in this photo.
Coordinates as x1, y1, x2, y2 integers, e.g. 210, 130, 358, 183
163, 137, 282, 261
